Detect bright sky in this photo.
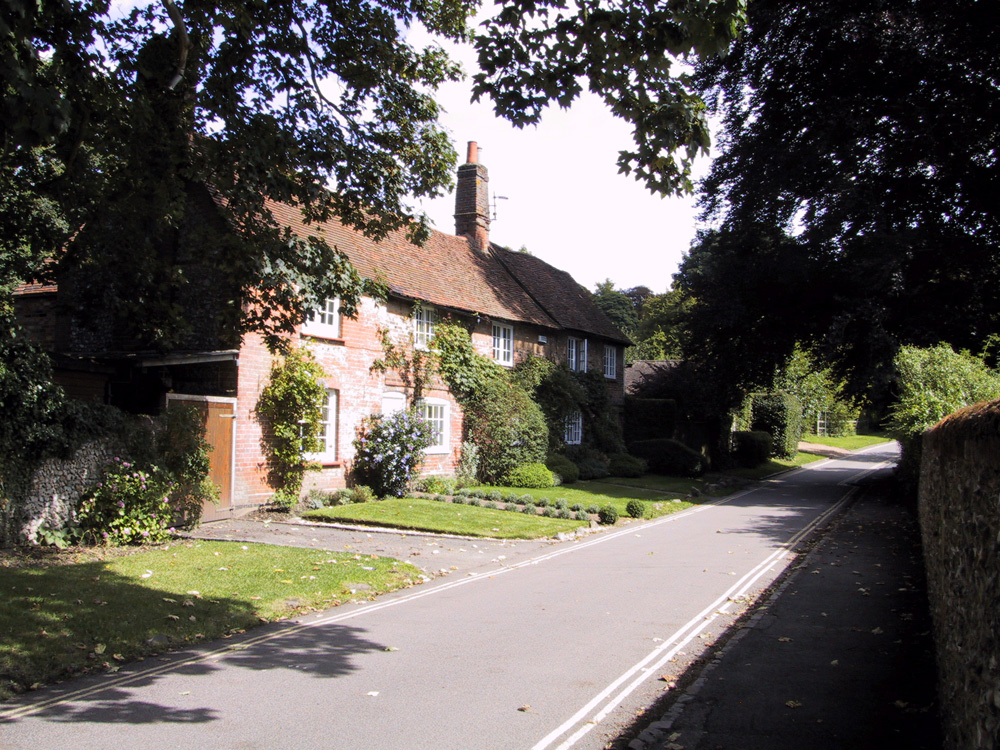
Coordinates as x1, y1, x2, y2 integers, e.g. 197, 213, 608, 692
410, 19, 708, 295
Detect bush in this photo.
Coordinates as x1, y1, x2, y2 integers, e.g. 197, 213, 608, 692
625, 499, 644, 519
469, 497, 482, 507
351, 485, 376, 503
487, 489, 503, 503
546, 453, 579, 484
415, 476, 456, 495
519, 494, 533, 504
731, 431, 773, 468
351, 409, 433, 498
575, 510, 590, 521
505, 502, 517, 511
623, 398, 678, 443
77, 458, 175, 545
887, 344, 1000, 491
750, 392, 803, 459
564, 445, 610, 480
628, 439, 707, 477
586, 504, 600, 514
598, 504, 619, 525
522, 503, 536, 515
456, 441, 480, 487
607, 453, 647, 478
535, 497, 549, 508
501, 462, 555, 489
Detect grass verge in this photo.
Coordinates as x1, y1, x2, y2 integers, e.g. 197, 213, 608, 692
801, 433, 892, 451
303, 497, 586, 537
0, 540, 422, 700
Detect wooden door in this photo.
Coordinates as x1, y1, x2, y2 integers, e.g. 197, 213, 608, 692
166, 395, 236, 523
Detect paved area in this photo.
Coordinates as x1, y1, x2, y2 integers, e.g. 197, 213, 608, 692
621, 475, 941, 750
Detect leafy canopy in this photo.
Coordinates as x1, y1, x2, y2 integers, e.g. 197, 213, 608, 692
676, 0, 1000, 401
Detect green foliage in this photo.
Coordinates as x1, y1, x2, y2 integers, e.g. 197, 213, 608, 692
351, 410, 433, 498
76, 459, 175, 545
501, 463, 555, 489
731, 431, 773, 468
157, 405, 217, 525
625, 499, 644, 519
434, 324, 547, 483
591, 279, 639, 335
627, 289, 692, 363
351, 486, 377, 504
775, 347, 859, 437
748, 392, 803, 459
598, 504, 619, 525
414, 476, 456, 495
255, 347, 326, 503
682, 0, 1000, 400
546, 454, 579, 484
564, 445, 610, 480
628, 439, 706, 477
3, 0, 473, 350
887, 344, 1000, 490
473, 0, 748, 196
623, 398, 678, 443
607, 453, 647, 478
456, 441, 480, 487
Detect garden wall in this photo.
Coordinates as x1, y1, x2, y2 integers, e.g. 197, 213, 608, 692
918, 398, 1000, 749
13, 440, 115, 545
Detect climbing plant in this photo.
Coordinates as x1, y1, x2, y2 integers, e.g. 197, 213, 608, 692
255, 346, 327, 507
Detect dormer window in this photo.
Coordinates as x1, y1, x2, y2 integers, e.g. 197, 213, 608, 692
413, 305, 437, 348
301, 297, 341, 339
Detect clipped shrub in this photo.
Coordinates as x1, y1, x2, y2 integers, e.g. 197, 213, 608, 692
415, 476, 456, 495
575, 510, 590, 521
623, 397, 678, 443
469, 497, 482, 507
522, 503, 537, 515
625, 499, 644, 519
485, 501, 498, 510
731, 430, 773, 468
586, 504, 600, 514
607, 453, 647, 478
519, 494, 533, 504
505, 502, 517, 512
598, 504, 619, 525
487, 489, 503, 503
564, 445, 610, 480
750, 392, 803, 459
351, 485, 376, 503
543, 507, 556, 517
501, 462, 555, 489
628, 438, 706, 477
558, 508, 571, 519
570, 503, 583, 512
546, 453, 579, 484
535, 497, 549, 508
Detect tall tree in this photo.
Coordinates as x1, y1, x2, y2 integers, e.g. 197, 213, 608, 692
676, 0, 1000, 402
591, 279, 639, 335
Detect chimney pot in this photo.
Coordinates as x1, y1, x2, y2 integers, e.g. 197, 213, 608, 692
466, 141, 478, 164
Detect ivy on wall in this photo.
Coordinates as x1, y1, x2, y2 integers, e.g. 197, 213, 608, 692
255, 346, 327, 506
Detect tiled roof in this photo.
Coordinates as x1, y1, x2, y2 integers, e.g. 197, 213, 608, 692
625, 359, 683, 397
490, 246, 632, 345
267, 200, 628, 343
267, 200, 558, 329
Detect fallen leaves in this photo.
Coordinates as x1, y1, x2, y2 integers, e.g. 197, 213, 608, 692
785, 700, 802, 709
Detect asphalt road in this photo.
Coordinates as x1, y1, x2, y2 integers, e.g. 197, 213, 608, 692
0, 445, 895, 750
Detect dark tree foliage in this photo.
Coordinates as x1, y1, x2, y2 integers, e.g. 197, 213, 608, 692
676, 0, 1000, 402
3, 0, 470, 348
591, 279, 639, 335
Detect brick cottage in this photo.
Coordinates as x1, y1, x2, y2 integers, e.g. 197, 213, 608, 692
15, 143, 629, 520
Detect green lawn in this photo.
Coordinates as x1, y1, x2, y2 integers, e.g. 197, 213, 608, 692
801, 432, 893, 451
303, 497, 586, 537
0, 541, 421, 700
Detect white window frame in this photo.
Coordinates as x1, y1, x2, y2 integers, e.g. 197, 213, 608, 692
603, 344, 617, 380
416, 398, 449, 454
305, 389, 338, 463
564, 410, 583, 445
413, 305, 437, 349
492, 323, 514, 367
568, 336, 588, 372
301, 297, 341, 339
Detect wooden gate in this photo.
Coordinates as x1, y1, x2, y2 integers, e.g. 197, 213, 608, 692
166, 395, 237, 523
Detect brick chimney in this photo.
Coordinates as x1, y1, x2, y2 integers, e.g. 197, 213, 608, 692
454, 141, 490, 252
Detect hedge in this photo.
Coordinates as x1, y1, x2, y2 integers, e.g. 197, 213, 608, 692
731, 430, 773, 468
623, 398, 678, 443
628, 438, 706, 477
750, 392, 802, 459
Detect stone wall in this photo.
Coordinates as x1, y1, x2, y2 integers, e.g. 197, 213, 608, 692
15, 440, 116, 544
918, 398, 1000, 750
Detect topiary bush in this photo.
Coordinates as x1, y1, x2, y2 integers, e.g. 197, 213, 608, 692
598, 504, 619, 525
750, 392, 803, 459
625, 499, 644, 519
607, 453, 647, 478
501, 462, 555, 488
546, 453, 579, 484
564, 445, 610, 480
628, 438, 706, 477
731, 430, 773, 468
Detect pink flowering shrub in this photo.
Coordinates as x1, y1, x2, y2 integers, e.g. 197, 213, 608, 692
76, 458, 175, 545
